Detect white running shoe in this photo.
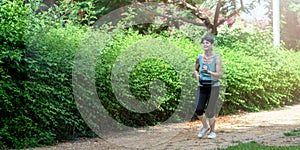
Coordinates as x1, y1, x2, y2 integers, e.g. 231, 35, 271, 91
197, 127, 210, 138
207, 132, 217, 139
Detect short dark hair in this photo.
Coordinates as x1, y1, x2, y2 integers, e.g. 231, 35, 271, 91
201, 34, 214, 44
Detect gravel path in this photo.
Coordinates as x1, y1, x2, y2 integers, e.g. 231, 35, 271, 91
32, 104, 300, 150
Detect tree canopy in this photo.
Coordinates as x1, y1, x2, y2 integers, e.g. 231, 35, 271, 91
37, 0, 263, 35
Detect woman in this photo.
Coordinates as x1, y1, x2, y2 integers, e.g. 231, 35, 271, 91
194, 34, 222, 139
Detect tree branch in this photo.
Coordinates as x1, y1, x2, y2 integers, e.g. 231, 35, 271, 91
212, 0, 223, 34
177, 0, 214, 29
133, 0, 246, 35
216, 0, 244, 27
134, 2, 205, 26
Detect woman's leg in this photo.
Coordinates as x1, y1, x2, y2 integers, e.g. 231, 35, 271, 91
196, 87, 209, 127
206, 86, 220, 138
197, 114, 209, 128
208, 117, 216, 132
196, 87, 211, 138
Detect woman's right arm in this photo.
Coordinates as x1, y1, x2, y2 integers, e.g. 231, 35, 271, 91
194, 57, 200, 81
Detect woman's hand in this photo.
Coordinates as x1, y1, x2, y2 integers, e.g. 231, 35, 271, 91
202, 66, 210, 74
196, 74, 201, 81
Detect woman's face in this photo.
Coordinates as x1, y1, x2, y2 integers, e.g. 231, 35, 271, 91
202, 40, 213, 51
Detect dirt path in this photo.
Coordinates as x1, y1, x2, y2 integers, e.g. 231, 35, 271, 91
33, 104, 300, 150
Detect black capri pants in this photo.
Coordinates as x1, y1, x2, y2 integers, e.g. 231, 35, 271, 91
195, 86, 220, 118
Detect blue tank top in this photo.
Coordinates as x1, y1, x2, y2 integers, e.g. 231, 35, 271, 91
198, 54, 220, 87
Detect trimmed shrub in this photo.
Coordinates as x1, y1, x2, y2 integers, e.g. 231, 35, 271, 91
1, 2, 300, 147
0, 0, 32, 148
25, 24, 90, 146
217, 27, 300, 113
94, 30, 197, 128
0, 0, 93, 148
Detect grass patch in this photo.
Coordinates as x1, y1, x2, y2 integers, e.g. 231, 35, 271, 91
284, 129, 300, 137
220, 141, 300, 150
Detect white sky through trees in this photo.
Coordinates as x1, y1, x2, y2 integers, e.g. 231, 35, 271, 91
241, 0, 269, 21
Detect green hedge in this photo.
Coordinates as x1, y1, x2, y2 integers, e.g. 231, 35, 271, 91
93, 30, 197, 128
0, 0, 32, 148
0, 0, 92, 148
217, 27, 300, 113
25, 24, 91, 146
1, 1, 300, 148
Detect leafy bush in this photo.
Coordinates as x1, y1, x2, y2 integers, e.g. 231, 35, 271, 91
25, 24, 91, 146
93, 30, 197, 128
221, 48, 266, 113
0, 0, 31, 148
27, 0, 96, 26
217, 26, 300, 113
0, 0, 93, 148
1, 1, 300, 148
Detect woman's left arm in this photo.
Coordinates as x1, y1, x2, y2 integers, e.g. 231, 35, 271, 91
207, 56, 222, 79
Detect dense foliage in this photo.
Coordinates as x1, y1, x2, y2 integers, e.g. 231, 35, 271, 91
0, 0, 92, 148
94, 30, 197, 128
217, 25, 300, 114
0, 0, 32, 148
1, 0, 300, 149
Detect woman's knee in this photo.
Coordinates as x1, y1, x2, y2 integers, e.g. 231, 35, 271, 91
196, 109, 204, 116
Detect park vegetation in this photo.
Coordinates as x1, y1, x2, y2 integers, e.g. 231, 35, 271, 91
0, 0, 300, 148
